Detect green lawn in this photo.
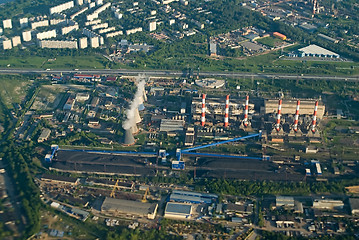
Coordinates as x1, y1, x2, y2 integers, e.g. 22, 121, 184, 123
0, 75, 31, 108
256, 36, 284, 48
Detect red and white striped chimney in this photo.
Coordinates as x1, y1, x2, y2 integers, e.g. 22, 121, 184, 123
243, 95, 249, 127
293, 100, 300, 132
275, 99, 282, 132
224, 95, 229, 127
311, 101, 319, 133
201, 94, 206, 127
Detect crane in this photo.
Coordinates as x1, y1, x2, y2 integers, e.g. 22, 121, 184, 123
142, 186, 150, 203
110, 179, 120, 198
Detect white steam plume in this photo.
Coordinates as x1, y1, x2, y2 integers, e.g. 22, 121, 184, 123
123, 76, 146, 130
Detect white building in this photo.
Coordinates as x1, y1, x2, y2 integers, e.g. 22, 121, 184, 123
75, 0, 84, 5
19, 18, 29, 28
49, 1, 75, 15
90, 37, 99, 48
78, 37, 88, 48
61, 24, 79, 35
36, 30, 57, 40
38, 128, 51, 142
169, 19, 175, 25
98, 27, 115, 34
31, 20, 49, 29
164, 202, 192, 220
126, 27, 142, 35
106, 30, 123, 38
3, 19, 12, 29
70, 7, 88, 19
91, 23, 108, 30
313, 199, 344, 210
149, 21, 156, 32
39, 40, 78, 49
2, 39, 12, 50
11, 36, 21, 47
85, 19, 101, 26
50, 19, 66, 25
22, 31, 32, 42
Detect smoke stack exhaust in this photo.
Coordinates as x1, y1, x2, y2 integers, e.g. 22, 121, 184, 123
311, 101, 319, 133
124, 128, 135, 145
243, 95, 249, 127
131, 124, 138, 134
275, 99, 282, 132
293, 100, 300, 132
224, 95, 229, 127
134, 108, 141, 123
201, 94, 206, 127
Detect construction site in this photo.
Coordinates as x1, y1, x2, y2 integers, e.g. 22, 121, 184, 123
43, 75, 329, 182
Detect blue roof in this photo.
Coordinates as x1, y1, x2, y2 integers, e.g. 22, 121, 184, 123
169, 190, 218, 204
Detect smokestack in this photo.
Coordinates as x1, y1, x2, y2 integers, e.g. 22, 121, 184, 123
311, 101, 319, 133
201, 93, 206, 127
243, 95, 249, 127
293, 100, 300, 132
275, 99, 282, 132
131, 124, 138, 134
224, 95, 229, 127
134, 108, 141, 123
124, 128, 135, 145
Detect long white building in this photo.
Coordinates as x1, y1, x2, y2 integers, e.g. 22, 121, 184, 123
36, 30, 57, 40
126, 27, 142, 35
39, 40, 78, 49
61, 24, 79, 35
50, 1, 75, 14
31, 20, 49, 29
106, 30, 123, 38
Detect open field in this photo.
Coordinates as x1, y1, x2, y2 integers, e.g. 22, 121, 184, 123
0, 75, 30, 109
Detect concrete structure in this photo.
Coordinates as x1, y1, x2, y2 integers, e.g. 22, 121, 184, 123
149, 21, 156, 32
313, 199, 344, 210
19, 17, 29, 28
99, 27, 116, 34
40, 173, 80, 186
11, 36, 21, 47
87, 2, 111, 20
50, 1, 75, 15
195, 79, 225, 89
38, 128, 51, 142
22, 30, 32, 42
209, 42, 217, 56
101, 197, 158, 219
70, 7, 88, 19
349, 198, 359, 215
91, 23, 108, 30
276, 196, 294, 208
2, 39, 12, 50
36, 30, 57, 40
262, 99, 325, 118
75, 93, 90, 101
169, 190, 218, 204
61, 24, 79, 35
39, 40, 78, 49
31, 20, 49, 29
85, 19, 101, 26
78, 37, 88, 49
3, 19, 12, 29
76, 0, 84, 5
83, 28, 103, 45
318, 33, 339, 44
50, 19, 66, 26
164, 202, 192, 220
63, 96, 76, 110
126, 27, 142, 35
160, 119, 184, 132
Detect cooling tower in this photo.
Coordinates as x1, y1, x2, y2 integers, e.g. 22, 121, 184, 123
134, 108, 141, 123
131, 124, 138, 134
124, 128, 135, 145
138, 95, 145, 111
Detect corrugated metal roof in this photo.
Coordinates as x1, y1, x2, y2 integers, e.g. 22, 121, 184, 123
165, 202, 192, 215
298, 44, 338, 56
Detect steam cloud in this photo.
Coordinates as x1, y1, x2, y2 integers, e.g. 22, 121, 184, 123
122, 77, 146, 130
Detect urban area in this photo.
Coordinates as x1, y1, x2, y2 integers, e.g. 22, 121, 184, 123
0, 0, 358, 239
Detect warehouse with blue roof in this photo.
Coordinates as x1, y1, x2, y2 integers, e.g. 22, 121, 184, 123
169, 190, 218, 204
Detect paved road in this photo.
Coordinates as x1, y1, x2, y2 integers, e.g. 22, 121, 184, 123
0, 68, 359, 82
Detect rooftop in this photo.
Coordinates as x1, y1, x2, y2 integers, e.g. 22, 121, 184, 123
298, 44, 339, 56
165, 202, 192, 215
101, 197, 154, 216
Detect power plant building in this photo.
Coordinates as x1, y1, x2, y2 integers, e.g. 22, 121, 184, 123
3, 19, 12, 29
36, 30, 57, 40
22, 30, 32, 42
38, 40, 78, 49
49, 1, 75, 15
262, 99, 325, 118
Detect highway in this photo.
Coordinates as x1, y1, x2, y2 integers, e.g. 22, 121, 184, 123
0, 68, 359, 81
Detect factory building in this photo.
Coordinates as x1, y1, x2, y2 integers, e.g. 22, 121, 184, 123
3, 19, 12, 29
61, 24, 79, 35
169, 190, 218, 204
38, 40, 78, 49
78, 37, 88, 48
2, 39, 12, 50
22, 30, 32, 42
276, 196, 295, 208
19, 17, 29, 28
126, 27, 142, 35
38, 128, 51, 142
262, 99, 325, 118
149, 21, 156, 32
160, 119, 185, 132
289, 44, 340, 58
50, 1, 75, 15
11, 36, 21, 47
31, 20, 49, 29
164, 202, 192, 220
313, 199, 344, 210
101, 197, 158, 219
36, 30, 57, 40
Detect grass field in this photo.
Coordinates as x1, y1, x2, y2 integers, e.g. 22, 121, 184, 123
0, 75, 31, 108
256, 36, 284, 48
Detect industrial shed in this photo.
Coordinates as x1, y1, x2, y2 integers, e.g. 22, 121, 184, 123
164, 202, 193, 220
101, 197, 158, 219
169, 190, 218, 204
